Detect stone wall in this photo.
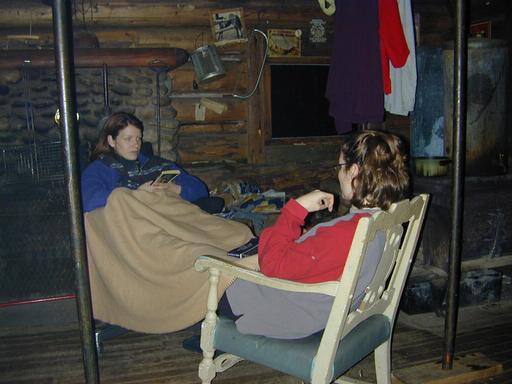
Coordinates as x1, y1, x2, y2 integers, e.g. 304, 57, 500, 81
0, 67, 179, 161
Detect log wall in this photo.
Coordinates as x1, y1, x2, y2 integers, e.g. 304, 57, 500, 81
0, 0, 463, 192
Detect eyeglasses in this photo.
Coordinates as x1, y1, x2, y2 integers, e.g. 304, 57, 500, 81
332, 163, 348, 172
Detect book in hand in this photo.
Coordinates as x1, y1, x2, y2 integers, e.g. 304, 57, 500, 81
227, 237, 259, 258
151, 169, 181, 185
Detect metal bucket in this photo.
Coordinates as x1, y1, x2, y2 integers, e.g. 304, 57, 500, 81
443, 39, 509, 176
190, 45, 226, 84
414, 156, 451, 177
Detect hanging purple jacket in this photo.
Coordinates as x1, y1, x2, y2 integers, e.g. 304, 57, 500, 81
326, 0, 384, 133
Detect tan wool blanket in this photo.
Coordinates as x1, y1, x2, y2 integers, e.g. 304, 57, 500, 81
84, 188, 255, 333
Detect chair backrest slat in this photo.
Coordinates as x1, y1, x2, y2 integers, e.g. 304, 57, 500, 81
311, 194, 429, 382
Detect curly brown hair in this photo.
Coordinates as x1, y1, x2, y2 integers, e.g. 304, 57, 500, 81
91, 112, 144, 160
340, 130, 410, 210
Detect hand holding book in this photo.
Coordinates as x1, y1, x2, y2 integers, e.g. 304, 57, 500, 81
138, 170, 182, 194
151, 169, 181, 185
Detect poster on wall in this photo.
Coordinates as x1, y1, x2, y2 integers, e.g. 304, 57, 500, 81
210, 8, 247, 45
268, 29, 302, 57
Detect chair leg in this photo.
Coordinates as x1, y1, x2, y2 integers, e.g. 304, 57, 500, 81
334, 377, 373, 384
374, 340, 391, 384
198, 354, 216, 384
198, 269, 221, 384
198, 326, 218, 384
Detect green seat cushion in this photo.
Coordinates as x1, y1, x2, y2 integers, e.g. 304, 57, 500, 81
213, 314, 390, 382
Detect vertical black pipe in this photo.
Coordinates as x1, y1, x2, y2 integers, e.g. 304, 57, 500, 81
52, 0, 100, 382
102, 63, 111, 116
155, 69, 161, 156
442, 0, 467, 370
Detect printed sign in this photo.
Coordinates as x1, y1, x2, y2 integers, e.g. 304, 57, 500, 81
268, 29, 302, 57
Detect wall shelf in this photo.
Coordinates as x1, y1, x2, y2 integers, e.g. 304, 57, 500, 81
0, 48, 189, 69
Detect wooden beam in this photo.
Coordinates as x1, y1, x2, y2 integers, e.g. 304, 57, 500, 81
461, 254, 512, 272
246, 33, 265, 164
261, 64, 273, 142
0, 48, 189, 69
0, 1, 330, 28
171, 92, 231, 99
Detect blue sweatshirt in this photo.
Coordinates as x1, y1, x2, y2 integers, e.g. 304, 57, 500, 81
81, 153, 208, 212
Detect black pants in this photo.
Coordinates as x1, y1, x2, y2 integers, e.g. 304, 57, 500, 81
192, 196, 225, 214
218, 293, 240, 320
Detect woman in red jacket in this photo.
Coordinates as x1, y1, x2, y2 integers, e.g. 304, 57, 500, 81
257, 129, 409, 284
183, 130, 410, 348
222, 130, 410, 339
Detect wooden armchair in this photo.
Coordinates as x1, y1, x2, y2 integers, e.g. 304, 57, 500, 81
194, 194, 429, 384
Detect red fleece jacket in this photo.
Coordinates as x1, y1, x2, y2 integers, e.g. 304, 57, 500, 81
379, 0, 410, 94
258, 199, 369, 284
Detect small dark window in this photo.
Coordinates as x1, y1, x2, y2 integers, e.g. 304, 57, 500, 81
271, 64, 337, 138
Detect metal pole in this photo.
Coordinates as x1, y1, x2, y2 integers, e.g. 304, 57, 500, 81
102, 63, 111, 116
51, 0, 100, 382
155, 69, 161, 156
442, 0, 467, 370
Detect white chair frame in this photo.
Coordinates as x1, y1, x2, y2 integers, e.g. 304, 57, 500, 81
195, 194, 429, 384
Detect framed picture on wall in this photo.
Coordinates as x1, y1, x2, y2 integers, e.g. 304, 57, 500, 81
268, 29, 302, 57
210, 8, 247, 44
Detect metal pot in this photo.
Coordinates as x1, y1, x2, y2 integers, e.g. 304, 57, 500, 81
190, 45, 226, 84
414, 157, 451, 177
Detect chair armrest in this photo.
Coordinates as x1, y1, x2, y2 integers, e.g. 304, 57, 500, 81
195, 255, 338, 296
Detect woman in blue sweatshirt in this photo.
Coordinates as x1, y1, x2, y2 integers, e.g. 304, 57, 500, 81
81, 112, 210, 213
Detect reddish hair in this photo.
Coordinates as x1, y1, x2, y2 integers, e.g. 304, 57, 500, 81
91, 112, 144, 160
340, 130, 409, 210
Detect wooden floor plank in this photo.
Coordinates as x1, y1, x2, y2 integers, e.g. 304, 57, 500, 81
1, 304, 512, 384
